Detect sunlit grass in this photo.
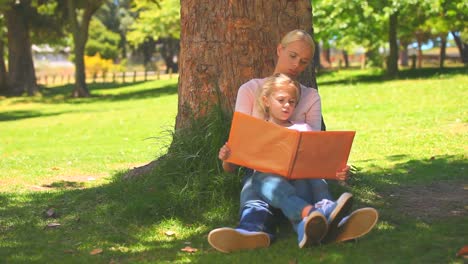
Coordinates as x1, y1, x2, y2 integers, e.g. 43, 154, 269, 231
0, 78, 178, 191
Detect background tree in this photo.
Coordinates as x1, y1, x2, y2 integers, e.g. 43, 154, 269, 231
86, 18, 120, 60
0, 16, 7, 94
127, 0, 180, 71
4, 0, 38, 95
61, 0, 108, 98
95, 0, 134, 61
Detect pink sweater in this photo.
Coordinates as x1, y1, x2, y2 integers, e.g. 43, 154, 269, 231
234, 78, 322, 131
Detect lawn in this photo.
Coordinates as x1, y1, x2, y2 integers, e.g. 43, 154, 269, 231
0, 68, 466, 263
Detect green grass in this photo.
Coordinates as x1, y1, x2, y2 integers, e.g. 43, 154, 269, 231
0, 68, 467, 263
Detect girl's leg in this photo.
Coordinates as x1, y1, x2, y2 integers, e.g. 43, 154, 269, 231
290, 179, 333, 204
252, 172, 309, 222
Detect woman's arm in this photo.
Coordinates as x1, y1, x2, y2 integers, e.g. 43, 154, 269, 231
218, 143, 238, 173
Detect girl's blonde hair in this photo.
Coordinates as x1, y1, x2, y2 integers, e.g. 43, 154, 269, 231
256, 73, 301, 119
280, 29, 315, 55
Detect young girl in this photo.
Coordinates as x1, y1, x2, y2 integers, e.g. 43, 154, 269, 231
218, 73, 350, 248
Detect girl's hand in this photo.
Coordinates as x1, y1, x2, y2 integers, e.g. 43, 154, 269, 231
336, 165, 350, 181
218, 143, 231, 161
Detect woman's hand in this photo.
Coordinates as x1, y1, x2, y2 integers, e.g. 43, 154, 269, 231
218, 143, 238, 173
336, 165, 350, 181
218, 143, 231, 161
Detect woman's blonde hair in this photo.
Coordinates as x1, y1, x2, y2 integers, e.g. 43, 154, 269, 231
256, 73, 301, 119
280, 29, 315, 55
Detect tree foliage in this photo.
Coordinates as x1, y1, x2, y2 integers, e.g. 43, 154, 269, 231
127, 0, 180, 47
86, 18, 120, 60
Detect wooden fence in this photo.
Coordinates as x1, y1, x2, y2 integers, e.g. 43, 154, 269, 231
37, 69, 176, 86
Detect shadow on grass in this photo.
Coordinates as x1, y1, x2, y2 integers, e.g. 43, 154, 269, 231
318, 66, 468, 86
3, 80, 178, 106
0, 155, 466, 262
0, 109, 73, 122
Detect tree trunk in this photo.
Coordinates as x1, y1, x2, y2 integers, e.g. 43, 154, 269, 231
141, 38, 155, 68
386, 12, 399, 78
342, 50, 349, 68
67, 0, 103, 97
159, 37, 180, 74
0, 37, 8, 94
176, 0, 315, 129
5, 2, 38, 96
451, 31, 468, 65
124, 0, 316, 178
399, 41, 409, 67
439, 34, 447, 69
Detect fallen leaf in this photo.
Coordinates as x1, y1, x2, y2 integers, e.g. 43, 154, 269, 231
456, 245, 468, 258
164, 230, 176, 236
46, 222, 61, 228
90, 248, 103, 255
430, 156, 435, 160
51, 167, 60, 170
45, 208, 57, 218
181, 246, 198, 253
64, 249, 75, 254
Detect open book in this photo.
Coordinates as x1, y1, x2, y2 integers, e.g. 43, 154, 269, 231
225, 112, 356, 179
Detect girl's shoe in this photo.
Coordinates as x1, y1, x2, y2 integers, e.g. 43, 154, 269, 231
297, 211, 328, 248
319, 192, 354, 241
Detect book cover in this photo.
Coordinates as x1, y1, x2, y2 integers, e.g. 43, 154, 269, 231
225, 112, 355, 179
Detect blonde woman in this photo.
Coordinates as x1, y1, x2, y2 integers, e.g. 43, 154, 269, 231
209, 30, 378, 253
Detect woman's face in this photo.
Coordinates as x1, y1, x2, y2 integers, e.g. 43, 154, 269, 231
275, 40, 313, 78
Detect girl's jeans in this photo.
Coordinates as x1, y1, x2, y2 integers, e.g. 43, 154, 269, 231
237, 169, 332, 237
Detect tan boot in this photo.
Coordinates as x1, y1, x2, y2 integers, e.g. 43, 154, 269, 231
208, 227, 270, 253
325, 207, 379, 243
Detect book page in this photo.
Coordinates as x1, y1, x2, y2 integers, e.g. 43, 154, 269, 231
290, 131, 355, 179
226, 112, 299, 176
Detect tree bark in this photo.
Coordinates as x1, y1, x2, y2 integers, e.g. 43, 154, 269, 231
386, 12, 399, 78
0, 37, 8, 94
439, 34, 447, 69
5, 2, 38, 96
176, 0, 315, 129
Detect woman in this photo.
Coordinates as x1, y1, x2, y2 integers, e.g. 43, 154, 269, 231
208, 29, 378, 253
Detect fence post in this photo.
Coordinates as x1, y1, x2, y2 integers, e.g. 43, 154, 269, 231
133, 71, 137, 82
122, 71, 125, 83
144, 69, 148, 81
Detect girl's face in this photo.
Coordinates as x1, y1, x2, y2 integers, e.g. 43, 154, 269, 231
274, 40, 312, 78
262, 84, 298, 125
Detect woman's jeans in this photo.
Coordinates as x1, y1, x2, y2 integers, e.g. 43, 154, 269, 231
237, 169, 332, 237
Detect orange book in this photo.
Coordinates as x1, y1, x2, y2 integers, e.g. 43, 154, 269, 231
226, 112, 356, 179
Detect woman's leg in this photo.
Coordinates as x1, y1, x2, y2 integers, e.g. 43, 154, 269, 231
238, 173, 277, 236
208, 170, 275, 253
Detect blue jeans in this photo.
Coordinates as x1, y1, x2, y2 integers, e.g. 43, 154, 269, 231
237, 169, 332, 237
